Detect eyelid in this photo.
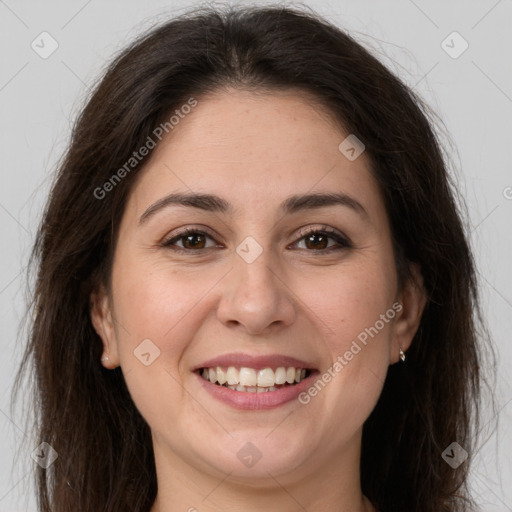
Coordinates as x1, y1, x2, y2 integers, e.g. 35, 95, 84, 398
293, 224, 348, 243
161, 224, 352, 252
161, 225, 221, 247
290, 225, 351, 252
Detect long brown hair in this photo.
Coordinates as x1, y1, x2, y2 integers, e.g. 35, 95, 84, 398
11, 3, 497, 511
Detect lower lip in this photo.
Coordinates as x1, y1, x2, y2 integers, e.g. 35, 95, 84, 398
194, 371, 318, 410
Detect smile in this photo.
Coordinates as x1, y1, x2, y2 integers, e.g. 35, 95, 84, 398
199, 366, 310, 392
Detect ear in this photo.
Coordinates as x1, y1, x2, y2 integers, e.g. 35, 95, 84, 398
390, 262, 427, 364
90, 284, 120, 369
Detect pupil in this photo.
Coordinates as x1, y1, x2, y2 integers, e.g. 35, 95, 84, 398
307, 233, 327, 250
185, 234, 204, 249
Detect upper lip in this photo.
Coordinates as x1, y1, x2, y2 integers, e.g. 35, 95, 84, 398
192, 353, 317, 371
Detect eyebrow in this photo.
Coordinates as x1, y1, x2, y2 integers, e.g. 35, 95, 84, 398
138, 191, 369, 225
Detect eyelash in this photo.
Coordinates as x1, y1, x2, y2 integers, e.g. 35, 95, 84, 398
161, 225, 352, 255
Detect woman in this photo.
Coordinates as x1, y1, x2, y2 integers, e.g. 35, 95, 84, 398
12, 4, 494, 511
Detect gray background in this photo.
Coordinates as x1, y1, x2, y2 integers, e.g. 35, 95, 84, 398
1, 0, 511, 510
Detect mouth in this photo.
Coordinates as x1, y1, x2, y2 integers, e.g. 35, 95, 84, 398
192, 353, 319, 409
196, 366, 312, 393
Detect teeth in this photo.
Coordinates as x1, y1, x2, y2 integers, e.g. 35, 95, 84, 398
200, 366, 309, 389
239, 367, 257, 387
227, 385, 277, 392
217, 367, 227, 385
257, 368, 275, 387
226, 367, 239, 385
275, 367, 287, 384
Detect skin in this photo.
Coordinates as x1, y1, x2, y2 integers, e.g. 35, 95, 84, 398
91, 88, 426, 512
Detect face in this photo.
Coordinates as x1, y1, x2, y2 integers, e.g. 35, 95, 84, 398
91, 88, 425, 492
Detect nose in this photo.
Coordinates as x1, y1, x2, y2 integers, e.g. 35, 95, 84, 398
216, 246, 297, 336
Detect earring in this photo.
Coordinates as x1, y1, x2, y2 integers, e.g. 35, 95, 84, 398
399, 347, 406, 362
101, 354, 109, 362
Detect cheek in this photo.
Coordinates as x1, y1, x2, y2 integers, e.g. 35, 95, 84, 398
110, 264, 208, 427
113, 256, 204, 337
299, 258, 395, 347
296, 260, 394, 410
111, 258, 229, 375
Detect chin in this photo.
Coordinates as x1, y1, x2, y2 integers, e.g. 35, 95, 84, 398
197, 433, 312, 481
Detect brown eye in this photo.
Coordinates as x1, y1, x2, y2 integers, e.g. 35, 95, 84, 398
162, 226, 351, 254
292, 227, 351, 253
180, 232, 207, 249
162, 229, 218, 252
304, 232, 329, 250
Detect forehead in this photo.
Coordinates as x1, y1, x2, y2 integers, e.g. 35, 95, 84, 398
124, 88, 382, 223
